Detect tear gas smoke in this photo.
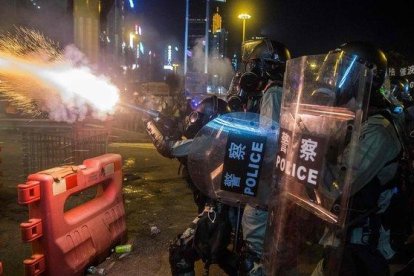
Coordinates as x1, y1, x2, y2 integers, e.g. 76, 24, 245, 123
190, 38, 234, 87
0, 28, 119, 123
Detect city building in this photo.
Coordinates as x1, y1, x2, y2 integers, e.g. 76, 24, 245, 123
0, 0, 74, 46
73, 0, 100, 64
184, 0, 228, 97
210, 7, 228, 59
209, 6, 229, 94
100, 0, 125, 67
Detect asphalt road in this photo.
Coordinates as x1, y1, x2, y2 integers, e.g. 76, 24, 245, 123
0, 142, 204, 275
100, 143, 228, 276
0, 141, 407, 275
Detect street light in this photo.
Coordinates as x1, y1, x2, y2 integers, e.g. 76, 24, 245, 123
129, 32, 135, 48
238, 13, 251, 44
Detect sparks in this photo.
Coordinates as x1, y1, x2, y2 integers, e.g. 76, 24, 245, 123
0, 28, 120, 122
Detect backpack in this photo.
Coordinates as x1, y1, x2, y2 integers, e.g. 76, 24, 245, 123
193, 202, 233, 268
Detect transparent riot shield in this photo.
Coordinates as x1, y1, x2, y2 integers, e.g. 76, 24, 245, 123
263, 53, 374, 275
187, 112, 279, 209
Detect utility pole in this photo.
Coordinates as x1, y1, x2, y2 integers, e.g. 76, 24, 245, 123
184, 0, 189, 75
204, 0, 210, 74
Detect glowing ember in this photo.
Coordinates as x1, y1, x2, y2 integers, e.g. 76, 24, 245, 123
0, 28, 120, 122
38, 64, 119, 112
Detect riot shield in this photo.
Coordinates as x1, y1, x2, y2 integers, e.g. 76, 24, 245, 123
263, 53, 374, 275
187, 112, 279, 208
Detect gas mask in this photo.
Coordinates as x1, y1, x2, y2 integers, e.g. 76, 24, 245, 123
227, 60, 265, 113
183, 96, 225, 138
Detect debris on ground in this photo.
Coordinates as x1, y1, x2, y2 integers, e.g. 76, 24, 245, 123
150, 225, 161, 236
86, 266, 106, 275
123, 173, 142, 182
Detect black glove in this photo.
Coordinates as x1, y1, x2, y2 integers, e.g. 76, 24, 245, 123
145, 119, 174, 158
142, 111, 180, 138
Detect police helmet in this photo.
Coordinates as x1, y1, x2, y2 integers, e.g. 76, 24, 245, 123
339, 42, 388, 105
242, 38, 291, 83
227, 95, 244, 112
391, 76, 410, 98
184, 96, 230, 138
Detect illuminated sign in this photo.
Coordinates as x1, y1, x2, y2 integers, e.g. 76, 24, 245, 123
167, 45, 172, 64
389, 65, 414, 90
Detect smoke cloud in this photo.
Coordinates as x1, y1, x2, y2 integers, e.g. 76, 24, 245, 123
0, 28, 119, 123
63, 44, 89, 67
190, 38, 234, 88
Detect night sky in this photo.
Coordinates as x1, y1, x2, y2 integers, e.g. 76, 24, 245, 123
137, 0, 414, 62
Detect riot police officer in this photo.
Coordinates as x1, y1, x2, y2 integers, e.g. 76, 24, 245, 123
391, 76, 413, 108
228, 38, 291, 275
145, 95, 230, 213
145, 95, 238, 275
227, 38, 290, 116
309, 41, 406, 275
258, 41, 411, 276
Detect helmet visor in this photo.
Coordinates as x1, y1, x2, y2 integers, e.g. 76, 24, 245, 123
312, 52, 374, 107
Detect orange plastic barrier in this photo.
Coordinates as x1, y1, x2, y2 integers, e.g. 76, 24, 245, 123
18, 154, 127, 276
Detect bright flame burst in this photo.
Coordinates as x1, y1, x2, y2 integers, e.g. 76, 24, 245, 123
0, 28, 119, 122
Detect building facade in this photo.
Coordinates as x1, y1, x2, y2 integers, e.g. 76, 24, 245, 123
184, 0, 228, 96
73, 0, 100, 64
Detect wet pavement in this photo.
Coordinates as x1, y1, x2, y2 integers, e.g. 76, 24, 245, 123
0, 141, 203, 275
0, 135, 408, 275
102, 143, 197, 276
